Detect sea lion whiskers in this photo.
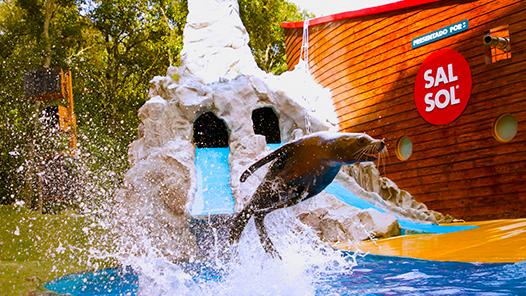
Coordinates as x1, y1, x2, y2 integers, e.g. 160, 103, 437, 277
353, 143, 376, 162
352, 145, 369, 161
363, 138, 386, 161
378, 145, 389, 175
364, 145, 377, 161
365, 143, 375, 156
357, 147, 369, 161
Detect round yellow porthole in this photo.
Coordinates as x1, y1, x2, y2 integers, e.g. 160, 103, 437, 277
494, 114, 518, 143
396, 136, 413, 161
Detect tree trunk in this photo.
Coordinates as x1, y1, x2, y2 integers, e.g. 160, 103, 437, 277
43, 0, 54, 68
27, 0, 55, 211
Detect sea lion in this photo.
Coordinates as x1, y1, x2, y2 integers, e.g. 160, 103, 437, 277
229, 131, 385, 258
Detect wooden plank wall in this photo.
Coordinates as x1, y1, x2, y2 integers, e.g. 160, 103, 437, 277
284, 0, 526, 220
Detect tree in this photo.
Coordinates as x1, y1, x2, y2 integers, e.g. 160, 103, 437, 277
238, 0, 307, 74
0, 0, 86, 207
0, 0, 188, 206
0, 0, 303, 207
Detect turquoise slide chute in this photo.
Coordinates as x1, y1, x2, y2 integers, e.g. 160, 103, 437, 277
325, 182, 477, 234
191, 147, 476, 234
190, 147, 235, 217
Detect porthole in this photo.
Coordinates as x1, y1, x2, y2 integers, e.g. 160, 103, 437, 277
396, 136, 413, 161
494, 114, 518, 143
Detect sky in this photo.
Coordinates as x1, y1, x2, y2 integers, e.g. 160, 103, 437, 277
288, 0, 400, 17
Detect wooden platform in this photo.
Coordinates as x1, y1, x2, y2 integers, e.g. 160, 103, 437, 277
336, 219, 526, 263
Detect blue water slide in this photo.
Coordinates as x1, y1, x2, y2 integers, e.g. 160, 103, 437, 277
325, 182, 477, 234
191, 146, 476, 234
190, 147, 235, 217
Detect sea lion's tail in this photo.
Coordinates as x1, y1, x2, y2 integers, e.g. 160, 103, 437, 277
229, 206, 254, 244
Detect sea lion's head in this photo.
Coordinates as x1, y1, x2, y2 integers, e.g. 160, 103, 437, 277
329, 132, 385, 164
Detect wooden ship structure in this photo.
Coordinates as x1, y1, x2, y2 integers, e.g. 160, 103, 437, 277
282, 0, 526, 220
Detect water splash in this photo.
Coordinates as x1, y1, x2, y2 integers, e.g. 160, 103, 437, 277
300, 19, 310, 68
106, 208, 358, 295
298, 18, 316, 134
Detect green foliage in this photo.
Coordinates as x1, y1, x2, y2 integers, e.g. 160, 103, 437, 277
0, 205, 114, 294
0, 0, 188, 205
71, 0, 188, 177
239, 0, 307, 74
0, 0, 302, 206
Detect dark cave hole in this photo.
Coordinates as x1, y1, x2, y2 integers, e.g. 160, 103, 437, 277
252, 107, 281, 144
193, 112, 229, 148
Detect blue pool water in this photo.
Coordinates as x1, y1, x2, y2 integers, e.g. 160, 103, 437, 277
45, 253, 526, 295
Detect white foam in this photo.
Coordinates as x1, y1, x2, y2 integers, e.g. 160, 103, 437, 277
118, 210, 357, 296
385, 270, 441, 280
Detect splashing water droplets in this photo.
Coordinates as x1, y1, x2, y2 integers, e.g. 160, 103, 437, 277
106, 207, 358, 296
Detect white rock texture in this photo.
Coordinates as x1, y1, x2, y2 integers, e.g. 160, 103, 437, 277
116, 140, 198, 261
345, 163, 455, 223
293, 193, 400, 243
180, 0, 263, 84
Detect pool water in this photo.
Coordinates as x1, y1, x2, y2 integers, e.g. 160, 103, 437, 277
45, 253, 526, 295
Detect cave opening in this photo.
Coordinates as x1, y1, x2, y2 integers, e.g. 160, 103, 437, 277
193, 112, 229, 148
252, 107, 281, 144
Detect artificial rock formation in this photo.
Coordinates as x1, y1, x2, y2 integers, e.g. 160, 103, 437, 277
294, 193, 400, 243
121, 64, 341, 259
118, 0, 445, 260
345, 163, 455, 223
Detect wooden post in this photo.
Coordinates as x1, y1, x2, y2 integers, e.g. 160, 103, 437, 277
59, 69, 78, 156
22, 133, 36, 209
36, 172, 44, 213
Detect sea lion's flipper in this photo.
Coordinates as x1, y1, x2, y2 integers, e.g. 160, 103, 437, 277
229, 206, 254, 244
240, 144, 292, 182
254, 213, 281, 259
